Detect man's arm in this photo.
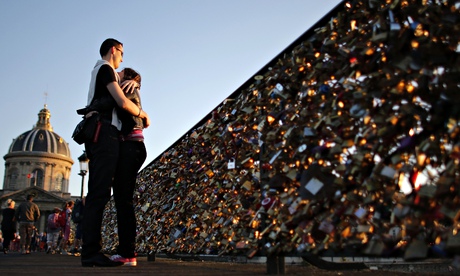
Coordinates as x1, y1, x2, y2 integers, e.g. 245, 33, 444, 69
106, 82, 150, 128
35, 205, 40, 221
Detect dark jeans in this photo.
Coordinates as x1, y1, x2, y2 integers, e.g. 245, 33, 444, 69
19, 222, 34, 250
75, 223, 82, 240
113, 140, 146, 258
82, 123, 119, 258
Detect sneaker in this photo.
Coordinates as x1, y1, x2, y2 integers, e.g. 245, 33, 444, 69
110, 254, 137, 267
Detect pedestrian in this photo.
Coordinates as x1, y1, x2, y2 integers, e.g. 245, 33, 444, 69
59, 201, 74, 255
109, 68, 147, 267
1, 199, 16, 254
11, 232, 20, 252
30, 226, 39, 252
39, 232, 47, 252
46, 207, 61, 254
71, 197, 85, 256
80, 38, 150, 267
15, 194, 40, 254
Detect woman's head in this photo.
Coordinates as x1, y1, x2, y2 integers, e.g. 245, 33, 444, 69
6, 199, 15, 208
120, 67, 141, 88
67, 201, 74, 209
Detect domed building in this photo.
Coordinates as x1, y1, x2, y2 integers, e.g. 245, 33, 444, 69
3, 105, 74, 194
0, 105, 74, 232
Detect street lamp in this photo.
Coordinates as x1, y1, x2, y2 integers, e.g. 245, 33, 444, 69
78, 151, 89, 198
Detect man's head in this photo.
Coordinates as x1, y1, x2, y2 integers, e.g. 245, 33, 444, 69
27, 194, 34, 201
100, 38, 124, 69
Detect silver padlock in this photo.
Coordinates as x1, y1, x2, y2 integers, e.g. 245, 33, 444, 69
228, 158, 236, 169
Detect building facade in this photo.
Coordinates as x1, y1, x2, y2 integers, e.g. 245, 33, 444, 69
1, 105, 74, 232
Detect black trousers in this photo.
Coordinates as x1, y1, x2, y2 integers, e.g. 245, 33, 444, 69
82, 123, 119, 258
1, 227, 15, 250
113, 140, 146, 258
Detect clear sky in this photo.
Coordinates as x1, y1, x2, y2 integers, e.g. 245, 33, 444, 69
0, 0, 341, 197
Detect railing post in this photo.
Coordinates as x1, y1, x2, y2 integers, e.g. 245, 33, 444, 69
266, 255, 285, 274
147, 250, 156, 262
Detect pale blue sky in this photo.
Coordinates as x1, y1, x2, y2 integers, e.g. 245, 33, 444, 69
0, 0, 341, 197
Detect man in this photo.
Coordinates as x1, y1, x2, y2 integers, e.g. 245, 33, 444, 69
15, 194, 40, 254
81, 38, 150, 267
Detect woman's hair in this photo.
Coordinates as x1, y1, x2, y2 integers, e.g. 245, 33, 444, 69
7, 199, 15, 207
122, 67, 141, 89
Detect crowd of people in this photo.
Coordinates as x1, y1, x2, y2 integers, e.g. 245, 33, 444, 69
1, 198, 82, 257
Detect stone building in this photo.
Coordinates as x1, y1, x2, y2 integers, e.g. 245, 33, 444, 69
0, 105, 74, 232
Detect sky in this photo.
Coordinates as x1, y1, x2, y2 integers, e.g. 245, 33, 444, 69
0, 0, 342, 197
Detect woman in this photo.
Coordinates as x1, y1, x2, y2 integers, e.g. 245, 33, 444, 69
1, 199, 16, 254
46, 207, 61, 254
109, 68, 147, 267
59, 201, 74, 255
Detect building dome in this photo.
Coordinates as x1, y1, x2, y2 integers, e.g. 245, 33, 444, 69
6, 105, 72, 159
3, 105, 73, 193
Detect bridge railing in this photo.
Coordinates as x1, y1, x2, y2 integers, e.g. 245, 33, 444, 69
102, 0, 460, 265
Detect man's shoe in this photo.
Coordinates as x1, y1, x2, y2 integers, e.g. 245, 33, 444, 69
82, 253, 123, 267
110, 254, 137, 266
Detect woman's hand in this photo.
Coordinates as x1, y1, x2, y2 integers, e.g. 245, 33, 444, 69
120, 79, 140, 94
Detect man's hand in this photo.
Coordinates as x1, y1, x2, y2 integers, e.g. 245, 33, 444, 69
143, 115, 151, 128
121, 79, 139, 94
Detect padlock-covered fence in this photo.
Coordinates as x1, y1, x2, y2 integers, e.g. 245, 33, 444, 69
102, 0, 460, 261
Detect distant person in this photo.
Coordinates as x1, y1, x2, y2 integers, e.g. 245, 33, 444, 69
46, 207, 61, 254
15, 194, 40, 254
109, 68, 147, 267
11, 232, 20, 251
59, 201, 74, 255
80, 38, 150, 267
30, 226, 39, 252
39, 231, 47, 252
1, 199, 16, 254
71, 197, 85, 257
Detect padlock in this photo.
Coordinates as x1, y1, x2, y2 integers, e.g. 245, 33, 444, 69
227, 158, 236, 169
404, 239, 429, 261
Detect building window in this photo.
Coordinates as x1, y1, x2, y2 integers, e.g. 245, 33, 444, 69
55, 173, 63, 191
7, 168, 19, 189
30, 169, 44, 188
